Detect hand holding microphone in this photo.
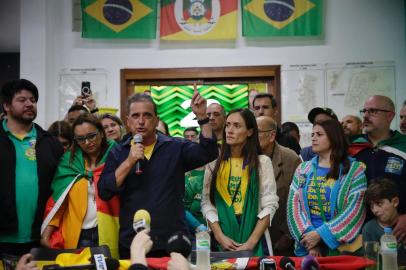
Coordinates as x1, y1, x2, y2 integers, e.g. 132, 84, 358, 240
131, 134, 144, 175
130, 210, 153, 266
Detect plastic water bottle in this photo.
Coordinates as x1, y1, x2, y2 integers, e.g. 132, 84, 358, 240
196, 229, 210, 270
380, 227, 398, 270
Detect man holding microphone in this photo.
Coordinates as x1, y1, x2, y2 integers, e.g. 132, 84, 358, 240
98, 89, 218, 258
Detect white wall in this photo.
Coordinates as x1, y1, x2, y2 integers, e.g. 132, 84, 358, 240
20, 0, 406, 128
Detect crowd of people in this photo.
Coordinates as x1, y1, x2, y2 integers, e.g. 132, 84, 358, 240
1, 78, 406, 269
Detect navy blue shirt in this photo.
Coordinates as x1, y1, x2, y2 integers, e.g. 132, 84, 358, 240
98, 132, 218, 256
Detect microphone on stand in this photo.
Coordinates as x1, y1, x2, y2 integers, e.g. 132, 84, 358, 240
166, 231, 192, 258
280, 256, 296, 270
301, 255, 320, 270
133, 209, 151, 233
133, 134, 143, 175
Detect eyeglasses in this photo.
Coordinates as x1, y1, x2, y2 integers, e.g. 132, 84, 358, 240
74, 131, 98, 144
258, 129, 274, 133
360, 108, 393, 117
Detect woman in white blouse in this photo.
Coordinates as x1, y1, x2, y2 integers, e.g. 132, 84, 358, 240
201, 108, 278, 256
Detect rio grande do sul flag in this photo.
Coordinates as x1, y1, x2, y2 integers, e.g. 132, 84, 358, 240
81, 0, 157, 39
160, 0, 238, 40
242, 0, 323, 37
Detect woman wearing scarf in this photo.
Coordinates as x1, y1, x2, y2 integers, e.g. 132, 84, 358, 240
201, 109, 278, 256
287, 119, 367, 257
40, 114, 120, 257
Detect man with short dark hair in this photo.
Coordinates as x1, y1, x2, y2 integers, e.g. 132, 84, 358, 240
98, 91, 218, 258
66, 104, 89, 125
206, 102, 225, 143
256, 116, 301, 255
350, 95, 406, 244
252, 93, 277, 119
183, 127, 198, 142
0, 79, 63, 255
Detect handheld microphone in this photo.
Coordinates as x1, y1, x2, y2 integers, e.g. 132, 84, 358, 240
133, 134, 143, 175
301, 255, 320, 270
280, 256, 296, 270
133, 209, 151, 233
166, 231, 192, 258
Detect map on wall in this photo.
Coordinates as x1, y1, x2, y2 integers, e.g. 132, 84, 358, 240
326, 61, 396, 119
281, 64, 325, 147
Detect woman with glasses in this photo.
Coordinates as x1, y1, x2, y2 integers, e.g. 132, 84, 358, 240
201, 108, 278, 256
101, 113, 125, 142
287, 119, 367, 257
41, 114, 120, 257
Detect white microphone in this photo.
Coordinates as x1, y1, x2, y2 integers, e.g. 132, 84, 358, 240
133, 134, 143, 175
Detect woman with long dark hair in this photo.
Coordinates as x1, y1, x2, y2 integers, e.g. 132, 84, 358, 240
287, 119, 367, 257
41, 114, 120, 257
201, 109, 278, 256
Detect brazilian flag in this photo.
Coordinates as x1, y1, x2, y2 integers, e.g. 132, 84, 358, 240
242, 0, 323, 37
81, 0, 157, 39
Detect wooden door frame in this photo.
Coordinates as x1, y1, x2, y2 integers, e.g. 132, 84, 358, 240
120, 65, 281, 123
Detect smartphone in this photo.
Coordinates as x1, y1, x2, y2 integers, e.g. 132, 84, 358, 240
81, 81, 92, 97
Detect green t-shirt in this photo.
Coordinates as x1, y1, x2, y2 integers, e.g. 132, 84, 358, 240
0, 121, 39, 243
184, 169, 205, 224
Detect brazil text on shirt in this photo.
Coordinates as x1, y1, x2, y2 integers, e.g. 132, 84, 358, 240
308, 175, 335, 217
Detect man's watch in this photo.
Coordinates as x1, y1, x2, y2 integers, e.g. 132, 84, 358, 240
197, 117, 210, 125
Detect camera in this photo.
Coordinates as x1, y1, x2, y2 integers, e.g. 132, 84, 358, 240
81, 81, 92, 97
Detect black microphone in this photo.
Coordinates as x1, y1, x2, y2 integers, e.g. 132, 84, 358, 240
301, 255, 320, 270
43, 258, 119, 270
166, 231, 192, 258
133, 134, 143, 175
280, 256, 296, 270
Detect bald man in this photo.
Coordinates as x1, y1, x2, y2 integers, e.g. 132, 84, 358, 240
350, 95, 406, 244
341, 115, 362, 137
256, 116, 301, 255
206, 103, 225, 143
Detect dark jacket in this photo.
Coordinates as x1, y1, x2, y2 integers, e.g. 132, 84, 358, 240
0, 120, 64, 240
98, 132, 218, 255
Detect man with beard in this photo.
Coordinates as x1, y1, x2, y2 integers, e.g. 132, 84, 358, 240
400, 100, 406, 135
341, 114, 362, 138
0, 79, 63, 255
350, 95, 406, 244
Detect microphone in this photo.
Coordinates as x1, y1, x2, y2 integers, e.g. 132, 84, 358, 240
280, 257, 296, 270
257, 257, 276, 270
133, 209, 151, 233
301, 255, 320, 270
166, 231, 192, 258
43, 258, 119, 270
133, 134, 143, 175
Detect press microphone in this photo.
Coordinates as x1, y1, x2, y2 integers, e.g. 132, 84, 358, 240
133, 134, 143, 175
166, 231, 192, 258
301, 255, 320, 270
133, 209, 151, 233
280, 256, 296, 270
43, 258, 119, 270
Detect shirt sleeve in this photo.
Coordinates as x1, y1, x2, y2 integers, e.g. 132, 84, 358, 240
201, 161, 219, 223
257, 155, 279, 223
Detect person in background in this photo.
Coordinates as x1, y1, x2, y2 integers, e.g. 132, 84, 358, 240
48, 120, 73, 152
341, 115, 362, 138
41, 114, 119, 257
201, 108, 278, 256
300, 107, 339, 161
350, 95, 406, 244
280, 121, 301, 155
101, 113, 125, 142
248, 89, 259, 111
400, 100, 406, 135
288, 119, 367, 257
207, 102, 226, 144
98, 92, 217, 258
157, 119, 169, 135
256, 116, 301, 256
362, 177, 406, 266
183, 126, 199, 142
66, 105, 89, 126
0, 79, 64, 256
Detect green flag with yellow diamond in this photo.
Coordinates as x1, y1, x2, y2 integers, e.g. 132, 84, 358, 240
81, 0, 157, 39
242, 0, 323, 37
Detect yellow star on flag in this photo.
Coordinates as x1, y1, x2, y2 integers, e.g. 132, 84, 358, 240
85, 0, 152, 33
244, 0, 315, 29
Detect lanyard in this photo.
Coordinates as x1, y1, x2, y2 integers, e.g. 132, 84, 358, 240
228, 159, 242, 205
